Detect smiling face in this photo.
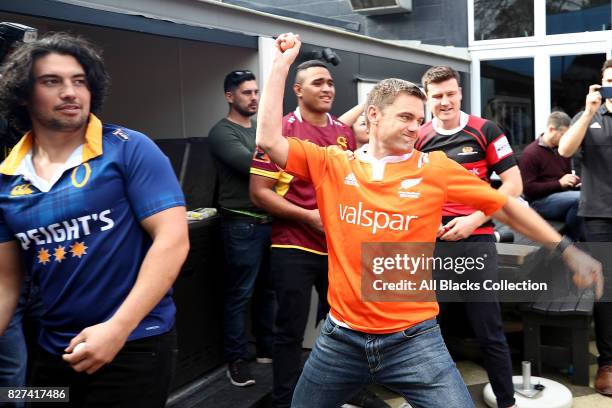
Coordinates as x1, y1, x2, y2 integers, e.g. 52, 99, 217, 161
294, 66, 335, 114
27, 53, 91, 133
369, 92, 425, 156
426, 77, 462, 130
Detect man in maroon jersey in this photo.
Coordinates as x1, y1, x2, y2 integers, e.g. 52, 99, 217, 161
250, 60, 389, 408
416, 66, 523, 408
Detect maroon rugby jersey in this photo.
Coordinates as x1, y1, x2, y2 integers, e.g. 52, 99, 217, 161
250, 108, 356, 254
415, 112, 516, 234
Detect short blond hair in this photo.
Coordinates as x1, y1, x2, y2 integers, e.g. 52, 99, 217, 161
365, 78, 426, 127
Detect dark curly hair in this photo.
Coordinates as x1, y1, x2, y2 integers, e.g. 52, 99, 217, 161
0, 32, 110, 132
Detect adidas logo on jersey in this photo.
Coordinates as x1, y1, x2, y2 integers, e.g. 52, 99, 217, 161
344, 173, 359, 187
399, 178, 422, 198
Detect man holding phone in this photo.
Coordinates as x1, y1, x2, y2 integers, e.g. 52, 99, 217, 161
559, 59, 612, 396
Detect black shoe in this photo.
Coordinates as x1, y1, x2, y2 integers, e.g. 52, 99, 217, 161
256, 355, 273, 364
226, 360, 256, 387
346, 388, 390, 408
255, 346, 273, 363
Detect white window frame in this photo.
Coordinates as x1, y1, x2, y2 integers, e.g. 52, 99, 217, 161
468, 0, 612, 137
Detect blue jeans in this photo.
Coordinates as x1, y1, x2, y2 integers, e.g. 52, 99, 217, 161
0, 275, 43, 408
434, 235, 515, 408
222, 217, 275, 362
530, 190, 585, 241
292, 316, 475, 408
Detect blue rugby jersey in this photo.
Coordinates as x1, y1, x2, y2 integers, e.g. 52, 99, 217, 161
0, 115, 185, 354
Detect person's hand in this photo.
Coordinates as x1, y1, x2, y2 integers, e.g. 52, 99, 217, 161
304, 208, 324, 233
561, 245, 604, 300
559, 173, 580, 189
585, 84, 603, 115
436, 223, 446, 238
62, 320, 131, 374
439, 214, 484, 241
273, 33, 301, 67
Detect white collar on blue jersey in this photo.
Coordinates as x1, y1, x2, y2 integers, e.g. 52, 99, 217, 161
1, 114, 104, 192
432, 111, 469, 135
17, 145, 84, 193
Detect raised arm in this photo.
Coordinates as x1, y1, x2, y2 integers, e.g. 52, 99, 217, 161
338, 103, 365, 127
558, 84, 602, 157
256, 33, 302, 168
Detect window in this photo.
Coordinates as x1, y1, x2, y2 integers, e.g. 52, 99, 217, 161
547, 0, 611, 35
551, 53, 607, 117
469, 0, 611, 140
474, 0, 534, 40
481, 58, 534, 151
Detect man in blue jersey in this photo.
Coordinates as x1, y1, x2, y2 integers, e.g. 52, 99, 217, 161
0, 33, 189, 406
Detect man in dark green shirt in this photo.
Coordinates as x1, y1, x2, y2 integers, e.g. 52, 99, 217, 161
208, 70, 274, 387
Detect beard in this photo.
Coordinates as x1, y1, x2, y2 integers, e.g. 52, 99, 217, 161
30, 108, 89, 133
46, 116, 88, 132
234, 103, 257, 118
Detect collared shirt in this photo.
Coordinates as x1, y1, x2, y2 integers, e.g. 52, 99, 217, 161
0, 115, 185, 354
284, 137, 507, 333
250, 108, 356, 255
416, 112, 516, 234
571, 104, 612, 217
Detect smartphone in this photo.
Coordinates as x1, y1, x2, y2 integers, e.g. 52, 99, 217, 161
600, 86, 612, 99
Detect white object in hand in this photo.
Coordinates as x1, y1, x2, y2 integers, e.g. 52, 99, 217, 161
73, 342, 86, 354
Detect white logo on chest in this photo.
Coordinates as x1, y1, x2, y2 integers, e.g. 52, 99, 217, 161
399, 178, 422, 198
344, 172, 359, 187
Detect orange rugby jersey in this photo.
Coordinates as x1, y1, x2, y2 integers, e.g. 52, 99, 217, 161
284, 138, 508, 333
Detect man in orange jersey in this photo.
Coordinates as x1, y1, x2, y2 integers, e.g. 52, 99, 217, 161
255, 33, 603, 408
249, 60, 367, 408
